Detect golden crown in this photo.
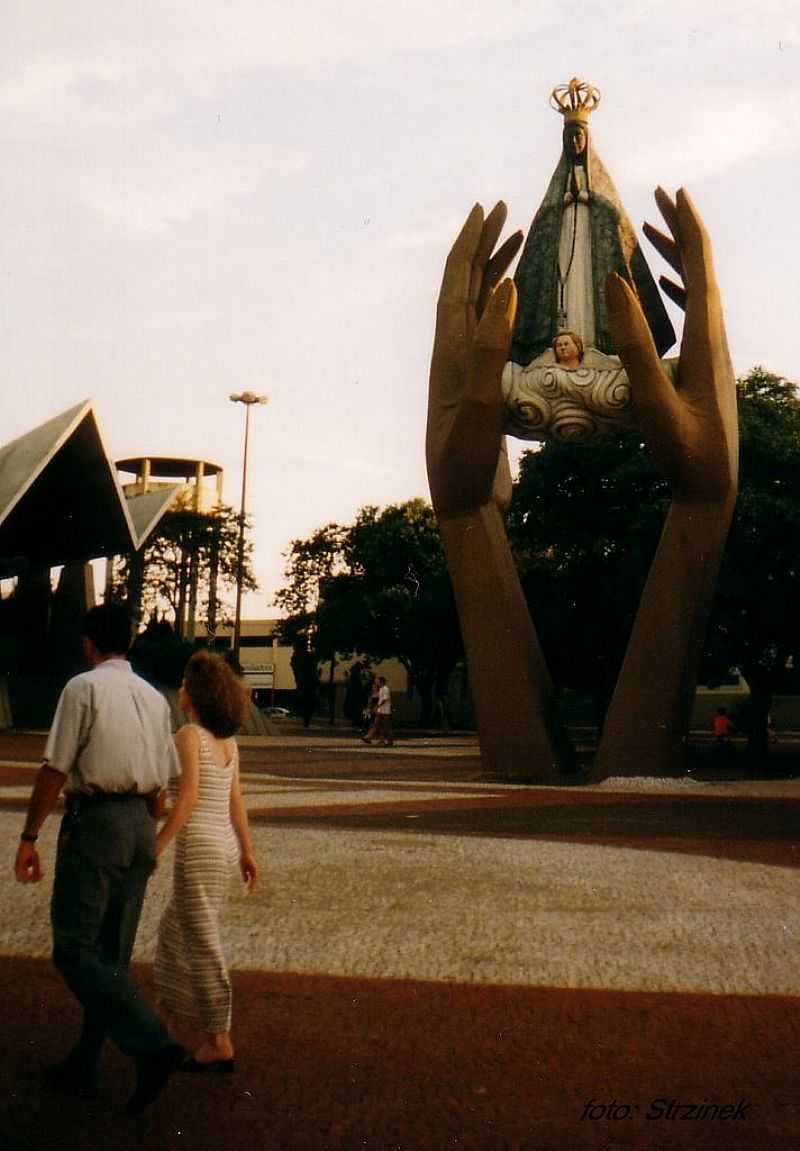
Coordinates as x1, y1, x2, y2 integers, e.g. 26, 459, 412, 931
549, 77, 601, 125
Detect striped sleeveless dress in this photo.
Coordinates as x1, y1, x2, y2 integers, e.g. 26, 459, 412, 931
155, 724, 239, 1032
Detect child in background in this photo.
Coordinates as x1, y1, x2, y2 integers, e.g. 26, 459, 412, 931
713, 706, 734, 746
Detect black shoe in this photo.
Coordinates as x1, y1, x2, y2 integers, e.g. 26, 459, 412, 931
181, 1057, 235, 1074
44, 1058, 99, 1101
126, 1043, 185, 1115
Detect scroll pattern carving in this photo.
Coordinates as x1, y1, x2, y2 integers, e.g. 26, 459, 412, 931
502, 353, 636, 441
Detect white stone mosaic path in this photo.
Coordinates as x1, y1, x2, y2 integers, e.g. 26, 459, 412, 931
2, 799, 798, 998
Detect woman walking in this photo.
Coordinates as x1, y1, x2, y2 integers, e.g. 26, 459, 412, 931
155, 651, 258, 1071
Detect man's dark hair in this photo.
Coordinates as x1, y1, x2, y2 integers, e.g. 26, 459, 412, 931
83, 602, 133, 655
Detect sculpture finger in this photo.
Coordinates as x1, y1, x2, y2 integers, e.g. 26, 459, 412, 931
433, 278, 514, 492
659, 275, 687, 311
469, 201, 508, 315
438, 203, 485, 309
673, 187, 722, 353
654, 186, 680, 243
673, 189, 732, 413
643, 221, 682, 278
673, 188, 715, 292
440, 278, 514, 507
478, 230, 524, 319
474, 202, 509, 280
431, 204, 486, 409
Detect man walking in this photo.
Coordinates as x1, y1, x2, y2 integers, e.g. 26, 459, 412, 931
361, 675, 393, 746
14, 602, 185, 1114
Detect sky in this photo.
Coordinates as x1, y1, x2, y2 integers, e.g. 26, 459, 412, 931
2, 1, 799, 618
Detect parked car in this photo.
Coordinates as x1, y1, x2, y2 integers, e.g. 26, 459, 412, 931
264, 706, 292, 718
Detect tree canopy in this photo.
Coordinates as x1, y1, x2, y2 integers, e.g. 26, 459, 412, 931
275, 499, 462, 723
507, 366, 800, 754
275, 368, 800, 749
115, 501, 257, 640
705, 367, 800, 753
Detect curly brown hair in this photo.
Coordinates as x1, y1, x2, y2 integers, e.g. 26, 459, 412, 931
183, 650, 247, 737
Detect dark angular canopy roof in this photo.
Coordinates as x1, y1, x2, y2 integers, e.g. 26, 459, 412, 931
0, 400, 179, 575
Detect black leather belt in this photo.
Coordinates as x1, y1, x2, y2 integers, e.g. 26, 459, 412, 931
65, 791, 153, 809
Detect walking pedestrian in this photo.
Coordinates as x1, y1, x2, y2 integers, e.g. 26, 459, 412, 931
154, 651, 257, 1072
14, 602, 185, 1114
362, 676, 393, 746
362, 675, 380, 734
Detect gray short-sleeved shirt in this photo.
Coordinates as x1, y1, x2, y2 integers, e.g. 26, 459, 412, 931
44, 658, 178, 796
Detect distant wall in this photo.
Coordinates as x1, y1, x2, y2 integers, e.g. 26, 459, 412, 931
162, 687, 276, 736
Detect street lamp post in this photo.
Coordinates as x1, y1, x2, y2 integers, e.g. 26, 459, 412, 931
229, 391, 268, 667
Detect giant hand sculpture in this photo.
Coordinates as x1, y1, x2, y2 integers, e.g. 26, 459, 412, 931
427, 202, 575, 778
594, 187, 738, 775
428, 190, 737, 780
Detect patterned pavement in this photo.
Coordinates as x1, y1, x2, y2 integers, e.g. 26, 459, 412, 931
0, 731, 798, 1150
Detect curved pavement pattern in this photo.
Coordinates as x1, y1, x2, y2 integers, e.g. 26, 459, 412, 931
0, 732, 798, 1150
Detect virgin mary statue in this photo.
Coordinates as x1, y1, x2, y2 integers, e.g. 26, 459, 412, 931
510, 79, 675, 366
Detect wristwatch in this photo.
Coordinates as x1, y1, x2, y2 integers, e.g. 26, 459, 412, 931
20, 831, 38, 843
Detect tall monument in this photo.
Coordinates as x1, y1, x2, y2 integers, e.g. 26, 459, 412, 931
511, 78, 674, 366
426, 79, 739, 780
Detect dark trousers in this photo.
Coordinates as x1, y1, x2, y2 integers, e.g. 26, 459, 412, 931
367, 713, 392, 743
50, 795, 171, 1065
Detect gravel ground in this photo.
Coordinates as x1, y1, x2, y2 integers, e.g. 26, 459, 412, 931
3, 807, 798, 997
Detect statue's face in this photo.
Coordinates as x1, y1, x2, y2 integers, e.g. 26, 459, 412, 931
566, 126, 587, 157
555, 333, 581, 364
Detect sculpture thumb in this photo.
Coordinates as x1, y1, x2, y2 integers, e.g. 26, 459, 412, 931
605, 272, 678, 425
469, 279, 516, 407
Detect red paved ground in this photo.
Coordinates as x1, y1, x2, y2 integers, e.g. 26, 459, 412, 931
1, 958, 798, 1151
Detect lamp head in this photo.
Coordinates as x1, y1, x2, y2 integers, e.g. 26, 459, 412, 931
230, 392, 269, 405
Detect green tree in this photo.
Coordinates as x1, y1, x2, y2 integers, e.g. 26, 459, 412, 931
342, 500, 462, 724
705, 367, 800, 757
276, 499, 462, 724
129, 618, 195, 688
274, 524, 349, 721
273, 524, 347, 623
508, 430, 667, 721
507, 366, 800, 760
290, 637, 319, 727
115, 501, 257, 639
343, 660, 371, 727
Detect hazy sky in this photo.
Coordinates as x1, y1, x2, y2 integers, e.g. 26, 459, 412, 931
2, 2, 798, 615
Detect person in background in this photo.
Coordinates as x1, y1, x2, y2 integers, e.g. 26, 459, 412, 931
713, 706, 734, 747
362, 675, 393, 747
362, 675, 380, 733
